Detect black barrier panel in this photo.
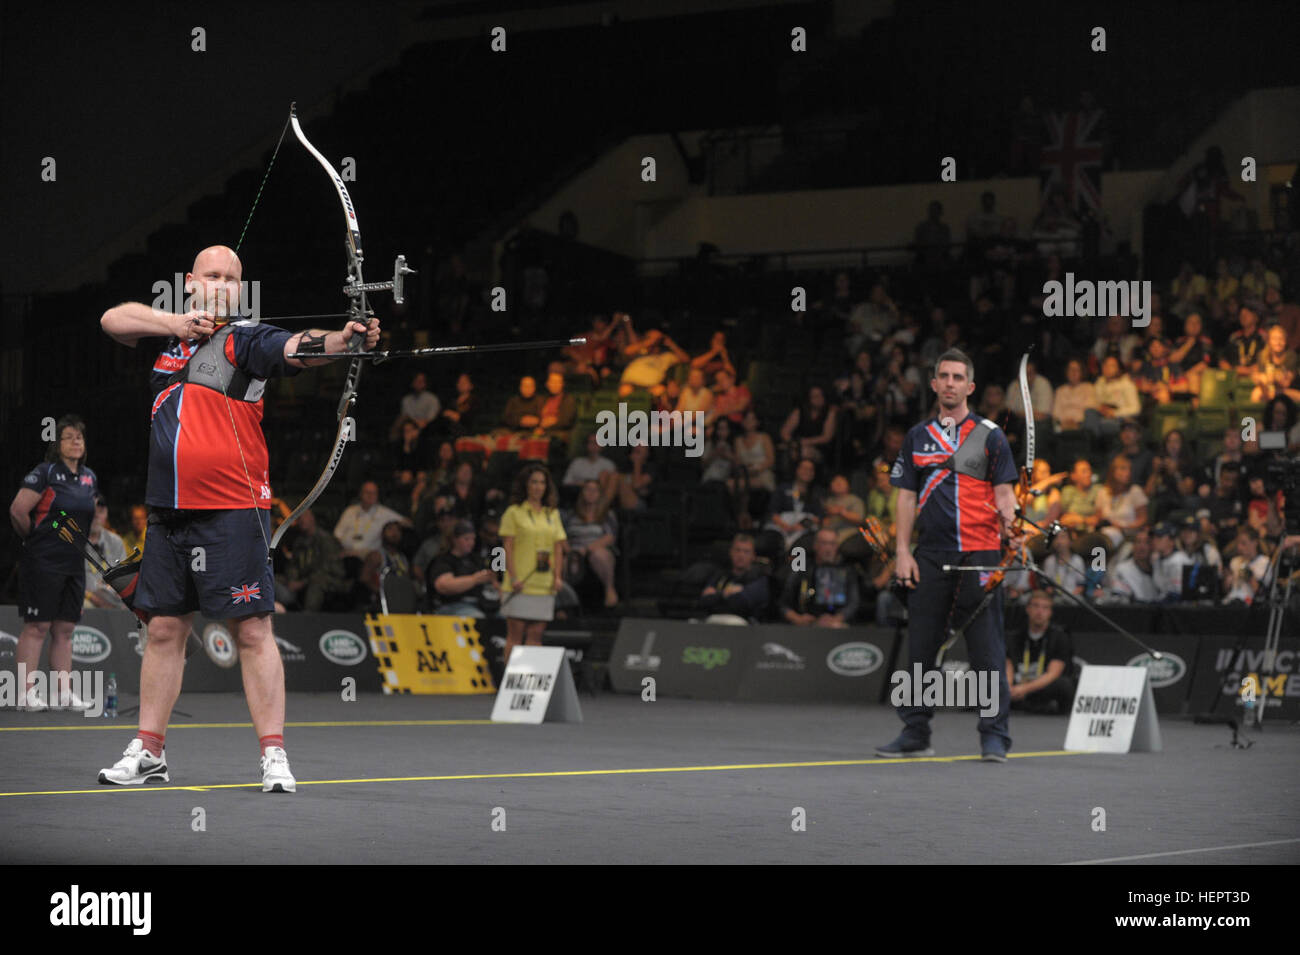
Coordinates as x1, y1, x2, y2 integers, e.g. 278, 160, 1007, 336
608, 618, 898, 703
0, 607, 379, 695
1070, 632, 1199, 715
273, 613, 380, 693
0, 605, 24, 671
1186, 637, 1300, 721
172, 612, 379, 694
736, 625, 896, 703
1005, 602, 1161, 639
0, 608, 143, 694
889, 628, 1198, 715
1160, 603, 1260, 637
609, 619, 749, 699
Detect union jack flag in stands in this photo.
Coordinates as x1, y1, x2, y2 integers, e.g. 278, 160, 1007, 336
1039, 110, 1104, 213
230, 583, 261, 604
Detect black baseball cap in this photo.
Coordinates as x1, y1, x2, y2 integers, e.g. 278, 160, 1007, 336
453, 520, 476, 537
1153, 523, 1176, 538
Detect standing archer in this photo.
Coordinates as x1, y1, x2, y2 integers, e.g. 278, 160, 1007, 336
878, 349, 1020, 762
96, 245, 379, 791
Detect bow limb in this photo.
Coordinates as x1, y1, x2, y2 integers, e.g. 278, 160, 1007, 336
267, 104, 371, 550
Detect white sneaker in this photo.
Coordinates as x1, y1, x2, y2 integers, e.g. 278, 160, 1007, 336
19, 688, 47, 712
55, 689, 90, 711
98, 739, 169, 785
260, 746, 296, 793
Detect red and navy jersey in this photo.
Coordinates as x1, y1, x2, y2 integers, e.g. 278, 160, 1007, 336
891, 413, 1017, 552
146, 323, 298, 510
20, 460, 98, 572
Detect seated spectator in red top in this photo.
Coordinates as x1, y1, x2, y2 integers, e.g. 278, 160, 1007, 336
537, 371, 577, 440
691, 330, 736, 381
708, 367, 752, 426
567, 313, 628, 384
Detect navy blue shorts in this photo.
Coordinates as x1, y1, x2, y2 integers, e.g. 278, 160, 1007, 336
135, 508, 276, 619
19, 559, 84, 623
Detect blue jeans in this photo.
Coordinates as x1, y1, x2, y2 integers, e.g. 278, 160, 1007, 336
894, 548, 1011, 752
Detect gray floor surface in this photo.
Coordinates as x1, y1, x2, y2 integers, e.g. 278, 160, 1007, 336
2, 692, 1297, 864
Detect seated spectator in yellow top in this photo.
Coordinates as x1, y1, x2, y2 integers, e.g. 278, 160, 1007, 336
619, 320, 690, 398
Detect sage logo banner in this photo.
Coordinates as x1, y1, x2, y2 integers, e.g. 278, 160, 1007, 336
682, 646, 731, 670
71, 625, 113, 664
319, 630, 368, 666
1127, 651, 1187, 689
609, 620, 900, 702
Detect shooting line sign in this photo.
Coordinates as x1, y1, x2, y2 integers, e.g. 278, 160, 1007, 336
1064, 665, 1162, 753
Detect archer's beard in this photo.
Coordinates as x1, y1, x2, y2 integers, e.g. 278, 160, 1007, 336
937, 394, 966, 414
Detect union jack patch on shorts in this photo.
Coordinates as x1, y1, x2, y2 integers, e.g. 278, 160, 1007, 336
230, 583, 262, 604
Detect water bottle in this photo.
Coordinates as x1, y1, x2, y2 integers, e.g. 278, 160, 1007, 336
105, 672, 118, 718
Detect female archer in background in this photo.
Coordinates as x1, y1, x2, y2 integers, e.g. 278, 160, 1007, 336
7, 415, 98, 711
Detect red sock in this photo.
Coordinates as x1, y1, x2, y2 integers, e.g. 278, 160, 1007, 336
136, 731, 165, 757
259, 734, 285, 756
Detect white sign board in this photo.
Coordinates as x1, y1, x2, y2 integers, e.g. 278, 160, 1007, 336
491, 646, 583, 724
1064, 665, 1162, 753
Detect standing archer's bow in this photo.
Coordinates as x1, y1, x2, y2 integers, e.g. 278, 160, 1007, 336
223, 102, 414, 558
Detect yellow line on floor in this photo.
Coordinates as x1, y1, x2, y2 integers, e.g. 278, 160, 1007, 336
0, 719, 497, 732
0, 750, 1085, 796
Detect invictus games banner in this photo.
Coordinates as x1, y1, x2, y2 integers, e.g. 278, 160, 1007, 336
1186, 637, 1300, 720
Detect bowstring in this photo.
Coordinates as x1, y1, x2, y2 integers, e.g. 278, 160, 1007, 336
219, 111, 294, 566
